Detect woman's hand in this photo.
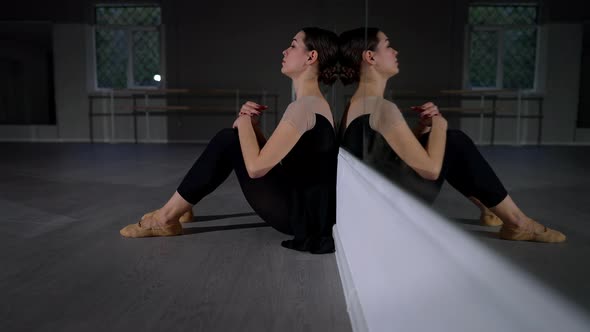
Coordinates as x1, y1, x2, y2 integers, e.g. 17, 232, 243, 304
239, 101, 268, 126
411, 102, 441, 127
431, 113, 448, 129
232, 114, 251, 129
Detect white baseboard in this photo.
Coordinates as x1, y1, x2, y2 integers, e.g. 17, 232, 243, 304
0, 138, 90, 143
476, 141, 590, 146
333, 225, 368, 332
165, 139, 210, 144
0, 138, 211, 144
541, 141, 590, 146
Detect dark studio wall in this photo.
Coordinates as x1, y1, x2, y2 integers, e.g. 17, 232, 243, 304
1, 0, 588, 140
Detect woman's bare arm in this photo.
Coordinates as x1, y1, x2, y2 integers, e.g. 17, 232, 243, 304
235, 115, 301, 179
377, 103, 447, 180
253, 124, 268, 147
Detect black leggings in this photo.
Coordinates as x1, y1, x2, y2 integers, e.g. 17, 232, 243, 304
176, 128, 293, 235
407, 129, 508, 207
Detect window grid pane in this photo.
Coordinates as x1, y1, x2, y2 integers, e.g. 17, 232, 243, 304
468, 5, 537, 25
94, 6, 162, 89
96, 7, 161, 26
133, 30, 160, 87
503, 28, 537, 89
96, 29, 128, 89
469, 30, 498, 88
468, 5, 538, 90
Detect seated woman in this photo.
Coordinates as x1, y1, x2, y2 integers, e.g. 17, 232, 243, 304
120, 27, 339, 254
338, 27, 565, 243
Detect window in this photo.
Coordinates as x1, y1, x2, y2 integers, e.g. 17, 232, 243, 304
466, 4, 538, 90
94, 5, 162, 89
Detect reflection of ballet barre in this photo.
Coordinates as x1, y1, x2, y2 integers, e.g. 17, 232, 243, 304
440, 89, 525, 145
134, 105, 191, 111
387, 89, 544, 145
440, 107, 491, 144
440, 88, 517, 95
438, 107, 491, 112
405, 106, 492, 144
88, 88, 279, 143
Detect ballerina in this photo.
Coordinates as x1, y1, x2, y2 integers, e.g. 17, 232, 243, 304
338, 27, 565, 243
120, 27, 340, 253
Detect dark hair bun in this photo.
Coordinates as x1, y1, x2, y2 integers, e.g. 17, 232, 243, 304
338, 27, 381, 85
319, 65, 340, 85
338, 66, 359, 86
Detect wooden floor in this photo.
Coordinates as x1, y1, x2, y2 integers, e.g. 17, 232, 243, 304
2, 143, 590, 331
0, 143, 352, 332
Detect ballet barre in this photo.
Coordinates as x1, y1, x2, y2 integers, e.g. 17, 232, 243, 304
88, 88, 279, 143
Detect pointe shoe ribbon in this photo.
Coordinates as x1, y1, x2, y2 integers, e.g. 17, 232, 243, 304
120, 220, 183, 238
499, 220, 566, 243
178, 210, 194, 223
480, 211, 503, 227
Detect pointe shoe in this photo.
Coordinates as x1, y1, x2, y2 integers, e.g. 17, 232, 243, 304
120, 220, 182, 238
499, 219, 566, 243
142, 209, 193, 223
480, 211, 503, 227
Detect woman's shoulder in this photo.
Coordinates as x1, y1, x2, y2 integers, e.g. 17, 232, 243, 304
283, 96, 331, 134
348, 97, 400, 120
372, 98, 401, 116
378, 98, 400, 112
349, 96, 398, 112
290, 95, 329, 109
369, 98, 404, 132
287, 96, 333, 128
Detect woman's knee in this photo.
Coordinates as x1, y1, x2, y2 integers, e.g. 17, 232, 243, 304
447, 129, 474, 145
205, 128, 240, 152
212, 127, 238, 142
216, 127, 237, 136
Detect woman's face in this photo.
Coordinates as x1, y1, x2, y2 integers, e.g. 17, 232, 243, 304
371, 31, 399, 78
281, 31, 312, 77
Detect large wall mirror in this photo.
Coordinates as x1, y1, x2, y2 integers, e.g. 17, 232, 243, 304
339, 0, 468, 206
339, 0, 590, 314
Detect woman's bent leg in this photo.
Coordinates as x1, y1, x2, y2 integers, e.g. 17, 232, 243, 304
432, 130, 565, 242
177, 128, 291, 234
176, 129, 239, 205
216, 128, 292, 235
437, 130, 508, 208
121, 128, 291, 237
